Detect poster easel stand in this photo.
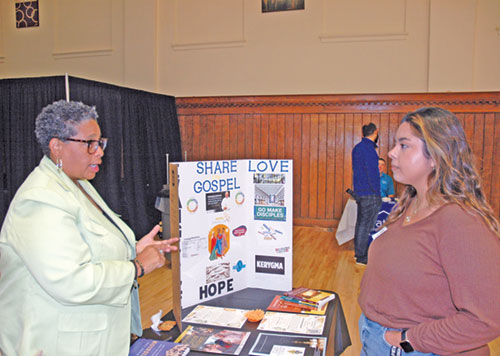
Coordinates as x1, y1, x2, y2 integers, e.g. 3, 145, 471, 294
169, 163, 182, 331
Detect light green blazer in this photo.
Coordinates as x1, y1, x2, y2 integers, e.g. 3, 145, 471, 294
0, 156, 142, 356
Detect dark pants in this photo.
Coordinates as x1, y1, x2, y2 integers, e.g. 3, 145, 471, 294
354, 195, 382, 263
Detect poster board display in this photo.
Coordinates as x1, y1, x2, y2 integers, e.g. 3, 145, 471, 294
172, 159, 293, 309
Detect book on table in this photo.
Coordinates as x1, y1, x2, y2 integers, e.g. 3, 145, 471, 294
267, 295, 328, 315
129, 338, 190, 356
283, 287, 335, 309
175, 325, 251, 355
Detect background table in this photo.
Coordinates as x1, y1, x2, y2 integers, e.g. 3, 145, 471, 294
141, 288, 351, 356
335, 198, 396, 245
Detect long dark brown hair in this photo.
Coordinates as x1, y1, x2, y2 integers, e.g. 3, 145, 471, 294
385, 107, 500, 237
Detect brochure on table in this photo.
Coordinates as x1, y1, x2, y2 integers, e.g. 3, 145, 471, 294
249, 333, 327, 356
175, 159, 293, 308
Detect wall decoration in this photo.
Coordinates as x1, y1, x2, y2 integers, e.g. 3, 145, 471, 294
16, 1, 39, 28
262, 0, 304, 13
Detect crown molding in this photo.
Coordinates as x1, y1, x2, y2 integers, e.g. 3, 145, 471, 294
176, 93, 500, 114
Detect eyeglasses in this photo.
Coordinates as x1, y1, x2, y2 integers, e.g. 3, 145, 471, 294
61, 137, 108, 154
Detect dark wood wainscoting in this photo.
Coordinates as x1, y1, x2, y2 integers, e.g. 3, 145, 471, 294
176, 93, 500, 228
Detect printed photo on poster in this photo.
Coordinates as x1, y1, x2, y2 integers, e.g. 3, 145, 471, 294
182, 236, 208, 259
206, 192, 227, 213
257, 223, 284, 245
208, 224, 230, 261
254, 174, 286, 222
206, 263, 231, 284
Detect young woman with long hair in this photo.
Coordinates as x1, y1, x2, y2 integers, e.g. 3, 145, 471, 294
358, 107, 500, 355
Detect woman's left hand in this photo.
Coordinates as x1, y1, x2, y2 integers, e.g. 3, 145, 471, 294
136, 224, 179, 255
384, 330, 402, 348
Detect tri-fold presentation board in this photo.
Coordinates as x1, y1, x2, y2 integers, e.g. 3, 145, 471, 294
169, 159, 293, 314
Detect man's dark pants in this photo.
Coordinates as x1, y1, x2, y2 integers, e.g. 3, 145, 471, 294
354, 195, 382, 264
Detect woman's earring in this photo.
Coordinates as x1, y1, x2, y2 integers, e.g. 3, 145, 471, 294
56, 158, 63, 170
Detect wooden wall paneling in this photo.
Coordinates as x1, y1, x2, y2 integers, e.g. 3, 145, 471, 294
192, 115, 201, 161
230, 114, 237, 159
205, 115, 215, 160
284, 114, 294, 160
325, 113, 337, 221
309, 114, 320, 220
227, 114, 237, 160
187, 115, 194, 161
213, 114, 223, 160
300, 114, 311, 219
364, 112, 375, 127
244, 114, 254, 159
491, 114, 500, 215
252, 114, 261, 159
388, 113, 402, 195
221, 114, 230, 159
260, 114, 270, 159
200, 115, 210, 160
463, 113, 475, 154
343, 113, 355, 210
200, 115, 209, 160
196, 115, 205, 160
276, 114, 286, 159
378, 113, 389, 162
292, 114, 302, 222
317, 114, 328, 220
178, 115, 190, 161
472, 113, 485, 176
482, 113, 495, 199
334, 114, 346, 219
236, 114, 245, 158
268, 114, 277, 159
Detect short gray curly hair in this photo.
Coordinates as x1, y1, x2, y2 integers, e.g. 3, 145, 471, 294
35, 100, 99, 156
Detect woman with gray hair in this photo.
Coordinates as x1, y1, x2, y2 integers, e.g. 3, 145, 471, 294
0, 100, 178, 356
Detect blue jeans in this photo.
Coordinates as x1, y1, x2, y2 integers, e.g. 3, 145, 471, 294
354, 195, 382, 263
359, 313, 439, 356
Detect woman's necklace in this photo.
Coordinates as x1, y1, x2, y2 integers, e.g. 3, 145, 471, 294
405, 198, 419, 223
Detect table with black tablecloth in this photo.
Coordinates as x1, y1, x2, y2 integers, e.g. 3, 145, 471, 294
141, 288, 351, 356
335, 198, 397, 245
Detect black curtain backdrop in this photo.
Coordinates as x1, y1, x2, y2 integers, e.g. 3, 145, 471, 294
0, 77, 65, 226
0, 76, 182, 238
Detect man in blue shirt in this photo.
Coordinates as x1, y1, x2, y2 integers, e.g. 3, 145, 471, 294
351, 123, 382, 265
379, 158, 395, 198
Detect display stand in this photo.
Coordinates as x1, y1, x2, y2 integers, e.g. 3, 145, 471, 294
170, 159, 293, 311
169, 163, 183, 331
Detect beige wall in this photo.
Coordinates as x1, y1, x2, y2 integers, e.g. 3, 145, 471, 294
0, 0, 499, 96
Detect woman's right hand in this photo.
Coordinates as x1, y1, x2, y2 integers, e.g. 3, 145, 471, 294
384, 330, 403, 348
134, 245, 166, 277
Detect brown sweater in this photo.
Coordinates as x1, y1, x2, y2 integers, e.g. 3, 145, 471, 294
359, 204, 500, 355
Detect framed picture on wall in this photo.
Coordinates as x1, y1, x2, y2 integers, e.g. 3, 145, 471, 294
262, 0, 305, 13
15, 1, 39, 28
